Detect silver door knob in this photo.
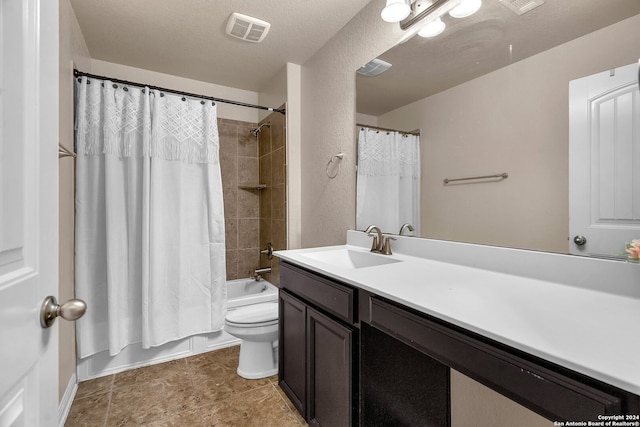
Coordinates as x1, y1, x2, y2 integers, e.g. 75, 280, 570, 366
40, 296, 87, 328
573, 235, 587, 246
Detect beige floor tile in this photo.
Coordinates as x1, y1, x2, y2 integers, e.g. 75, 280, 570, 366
65, 394, 109, 427
185, 346, 240, 374
190, 362, 271, 406
113, 359, 189, 389
74, 374, 114, 400
272, 383, 306, 425
199, 385, 303, 427
147, 409, 205, 427
69, 345, 307, 427
106, 380, 195, 426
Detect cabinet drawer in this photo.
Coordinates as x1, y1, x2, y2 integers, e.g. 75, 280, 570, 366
370, 297, 622, 422
280, 262, 355, 324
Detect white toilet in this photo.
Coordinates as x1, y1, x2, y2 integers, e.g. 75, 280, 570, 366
224, 302, 279, 379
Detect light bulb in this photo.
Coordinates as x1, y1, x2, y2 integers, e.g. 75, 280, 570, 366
449, 0, 482, 18
418, 18, 446, 37
381, 0, 411, 23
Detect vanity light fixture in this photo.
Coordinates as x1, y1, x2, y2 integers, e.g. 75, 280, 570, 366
383, 0, 482, 38
381, 0, 411, 23
418, 17, 446, 37
449, 0, 482, 18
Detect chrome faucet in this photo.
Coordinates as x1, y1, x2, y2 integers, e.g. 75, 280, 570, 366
399, 223, 415, 236
364, 225, 396, 254
364, 225, 383, 253
253, 267, 271, 281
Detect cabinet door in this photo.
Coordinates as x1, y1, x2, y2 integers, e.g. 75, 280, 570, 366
279, 290, 307, 417
307, 307, 355, 427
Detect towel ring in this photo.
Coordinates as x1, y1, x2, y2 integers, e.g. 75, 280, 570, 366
326, 152, 344, 179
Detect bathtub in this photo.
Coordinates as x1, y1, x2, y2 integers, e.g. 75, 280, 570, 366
227, 278, 279, 309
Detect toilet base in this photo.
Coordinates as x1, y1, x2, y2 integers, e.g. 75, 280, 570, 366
236, 340, 278, 380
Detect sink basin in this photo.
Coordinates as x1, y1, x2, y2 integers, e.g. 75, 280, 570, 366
300, 248, 402, 269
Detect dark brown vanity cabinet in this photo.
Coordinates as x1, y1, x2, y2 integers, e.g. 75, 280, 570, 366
279, 262, 358, 427
279, 261, 640, 426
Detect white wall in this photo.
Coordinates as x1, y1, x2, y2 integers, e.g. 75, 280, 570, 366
355, 113, 378, 127
58, 0, 91, 402
377, 14, 640, 253
258, 65, 287, 122
286, 63, 303, 249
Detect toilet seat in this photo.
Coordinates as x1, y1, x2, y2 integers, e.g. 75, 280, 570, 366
225, 302, 278, 327
226, 318, 278, 328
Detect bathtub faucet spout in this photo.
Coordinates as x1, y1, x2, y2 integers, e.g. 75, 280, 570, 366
253, 267, 271, 281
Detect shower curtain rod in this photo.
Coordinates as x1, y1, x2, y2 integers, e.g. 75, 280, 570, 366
357, 123, 420, 136
73, 70, 286, 115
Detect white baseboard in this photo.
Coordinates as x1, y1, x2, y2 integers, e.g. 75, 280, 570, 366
58, 373, 77, 427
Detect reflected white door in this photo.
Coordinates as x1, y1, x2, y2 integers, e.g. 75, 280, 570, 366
0, 0, 58, 425
569, 62, 640, 257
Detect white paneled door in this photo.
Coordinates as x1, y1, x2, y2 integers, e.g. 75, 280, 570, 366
569, 62, 640, 257
0, 0, 58, 425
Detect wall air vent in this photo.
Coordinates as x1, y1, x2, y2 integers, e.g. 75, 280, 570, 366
357, 58, 392, 77
500, 0, 545, 15
226, 13, 271, 43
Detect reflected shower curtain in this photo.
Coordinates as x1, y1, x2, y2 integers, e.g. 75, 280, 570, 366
75, 76, 226, 358
356, 127, 421, 235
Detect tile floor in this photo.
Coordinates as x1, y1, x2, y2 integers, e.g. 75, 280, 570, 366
65, 346, 307, 426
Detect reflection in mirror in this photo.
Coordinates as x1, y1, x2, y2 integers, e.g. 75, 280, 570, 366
356, 126, 421, 236
356, 0, 640, 257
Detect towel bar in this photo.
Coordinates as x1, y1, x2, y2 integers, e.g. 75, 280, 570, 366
443, 172, 508, 184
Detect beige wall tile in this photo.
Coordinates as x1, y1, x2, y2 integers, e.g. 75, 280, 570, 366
237, 157, 259, 185
260, 152, 272, 186
259, 218, 271, 249
225, 250, 239, 280
271, 113, 285, 151
237, 189, 259, 218
258, 123, 272, 157
237, 125, 258, 157
218, 118, 265, 280
218, 122, 237, 158
224, 219, 238, 250
259, 187, 272, 220
272, 184, 286, 221
272, 220, 287, 251
237, 249, 259, 278
238, 219, 260, 249
222, 185, 237, 220
272, 147, 286, 185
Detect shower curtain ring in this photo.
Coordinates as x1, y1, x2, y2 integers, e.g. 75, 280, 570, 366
326, 152, 344, 179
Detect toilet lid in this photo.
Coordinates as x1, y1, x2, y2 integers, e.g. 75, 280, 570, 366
226, 302, 278, 324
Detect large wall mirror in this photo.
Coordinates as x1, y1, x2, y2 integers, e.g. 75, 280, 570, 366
356, 0, 640, 258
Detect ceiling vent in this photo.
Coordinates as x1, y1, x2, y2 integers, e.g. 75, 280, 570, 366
226, 13, 271, 43
357, 58, 392, 77
500, 0, 545, 15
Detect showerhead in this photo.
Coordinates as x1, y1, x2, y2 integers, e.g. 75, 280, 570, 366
249, 122, 270, 137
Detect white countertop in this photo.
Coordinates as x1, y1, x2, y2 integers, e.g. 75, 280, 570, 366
275, 233, 640, 396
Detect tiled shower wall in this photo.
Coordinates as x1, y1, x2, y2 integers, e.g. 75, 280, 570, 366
219, 114, 286, 282
259, 109, 286, 285
220, 118, 261, 280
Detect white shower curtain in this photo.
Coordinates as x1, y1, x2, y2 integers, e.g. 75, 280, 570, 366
357, 127, 421, 235
75, 76, 226, 358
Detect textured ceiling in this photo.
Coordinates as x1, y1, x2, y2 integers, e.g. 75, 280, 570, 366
357, 0, 640, 116
69, 0, 373, 91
